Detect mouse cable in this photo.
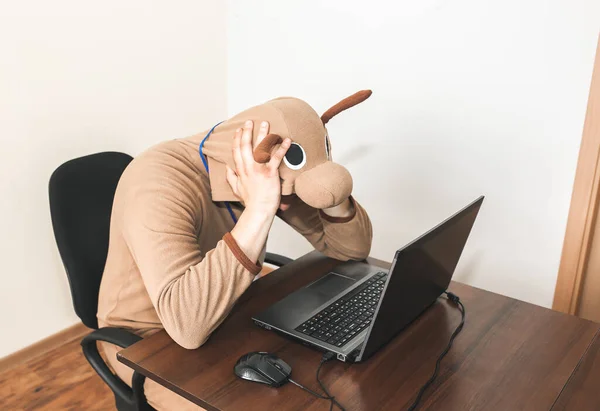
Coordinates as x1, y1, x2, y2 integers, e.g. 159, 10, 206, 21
407, 291, 465, 411
288, 377, 331, 400
289, 352, 345, 411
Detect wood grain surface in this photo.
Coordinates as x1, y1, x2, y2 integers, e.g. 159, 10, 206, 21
552, 330, 600, 410
0, 333, 113, 410
118, 252, 600, 411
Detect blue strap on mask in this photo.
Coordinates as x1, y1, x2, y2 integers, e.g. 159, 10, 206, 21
198, 121, 238, 224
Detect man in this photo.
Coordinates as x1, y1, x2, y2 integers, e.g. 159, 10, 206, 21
97, 93, 373, 410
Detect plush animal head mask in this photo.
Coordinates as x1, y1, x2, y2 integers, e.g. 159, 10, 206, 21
200, 90, 372, 209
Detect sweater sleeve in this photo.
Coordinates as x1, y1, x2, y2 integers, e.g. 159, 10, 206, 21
122, 186, 259, 350
276, 196, 373, 261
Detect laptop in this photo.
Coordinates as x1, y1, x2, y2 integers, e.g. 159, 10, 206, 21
253, 196, 484, 363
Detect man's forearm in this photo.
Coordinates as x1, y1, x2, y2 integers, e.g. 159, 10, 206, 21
230, 207, 275, 264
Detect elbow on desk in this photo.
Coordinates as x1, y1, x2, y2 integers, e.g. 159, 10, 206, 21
155, 291, 213, 350
322, 229, 373, 262
163, 324, 210, 350
323, 244, 371, 262
350, 243, 372, 261
156, 305, 212, 349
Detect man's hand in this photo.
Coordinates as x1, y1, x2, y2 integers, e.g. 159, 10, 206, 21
321, 198, 355, 219
227, 120, 291, 267
226, 120, 291, 216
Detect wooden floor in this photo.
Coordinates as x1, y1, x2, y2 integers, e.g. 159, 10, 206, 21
0, 336, 115, 410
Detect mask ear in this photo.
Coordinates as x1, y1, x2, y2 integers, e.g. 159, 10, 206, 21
253, 133, 283, 163
321, 90, 372, 124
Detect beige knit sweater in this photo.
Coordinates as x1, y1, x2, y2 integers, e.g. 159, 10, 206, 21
97, 134, 373, 350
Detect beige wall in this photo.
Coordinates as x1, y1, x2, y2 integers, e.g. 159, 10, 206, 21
0, 1, 227, 358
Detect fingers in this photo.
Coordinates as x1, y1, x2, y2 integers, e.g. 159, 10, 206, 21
235, 119, 277, 173
240, 120, 254, 169
268, 138, 292, 170
253, 121, 270, 150
225, 165, 239, 195
232, 127, 244, 175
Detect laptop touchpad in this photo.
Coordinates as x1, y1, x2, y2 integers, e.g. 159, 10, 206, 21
307, 273, 355, 302
256, 272, 357, 328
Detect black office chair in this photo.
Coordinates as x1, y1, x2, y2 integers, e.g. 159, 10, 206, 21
49, 151, 293, 411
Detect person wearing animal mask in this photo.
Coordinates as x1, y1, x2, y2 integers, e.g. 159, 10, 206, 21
97, 90, 373, 410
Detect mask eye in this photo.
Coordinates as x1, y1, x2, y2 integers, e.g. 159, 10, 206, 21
284, 143, 306, 170
325, 135, 331, 160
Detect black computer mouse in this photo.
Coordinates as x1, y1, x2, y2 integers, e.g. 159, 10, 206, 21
234, 351, 292, 388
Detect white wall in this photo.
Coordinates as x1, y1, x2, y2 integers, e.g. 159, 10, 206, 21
227, 0, 600, 307
2, 0, 598, 359
0, 1, 226, 358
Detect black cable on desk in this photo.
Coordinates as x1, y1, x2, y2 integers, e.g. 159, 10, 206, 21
288, 378, 330, 400
407, 291, 466, 411
289, 351, 346, 411
318, 352, 346, 411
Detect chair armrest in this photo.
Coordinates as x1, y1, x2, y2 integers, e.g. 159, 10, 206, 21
264, 252, 294, 267
83, 327, 143, 347
81, 327, 152, 411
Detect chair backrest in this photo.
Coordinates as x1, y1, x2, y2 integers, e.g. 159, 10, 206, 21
49, 152, 133, 329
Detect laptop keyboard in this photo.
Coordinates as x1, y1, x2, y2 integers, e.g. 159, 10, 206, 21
295, 272, 388, 348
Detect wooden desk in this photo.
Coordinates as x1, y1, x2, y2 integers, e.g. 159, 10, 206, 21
553, 331, 600, 410
118, 252, 600, 411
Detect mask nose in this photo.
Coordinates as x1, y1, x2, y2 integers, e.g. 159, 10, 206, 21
294, 162, 353, 209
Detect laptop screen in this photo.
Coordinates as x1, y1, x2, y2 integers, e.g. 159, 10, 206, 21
358, 196, 483, 361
